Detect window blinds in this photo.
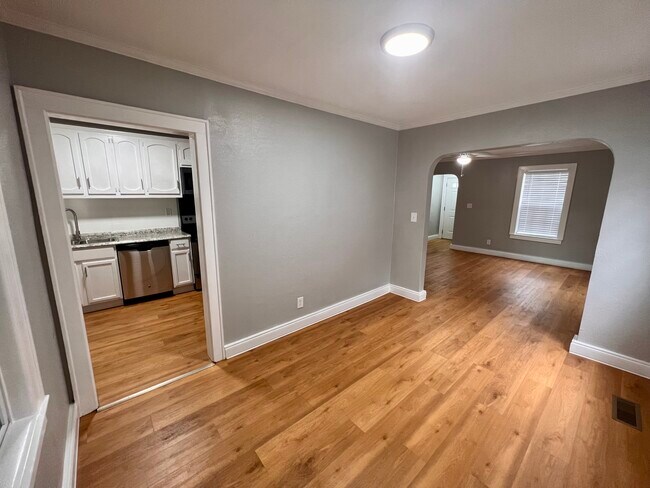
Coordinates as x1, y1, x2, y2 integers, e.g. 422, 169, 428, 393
514, 169, 570, 239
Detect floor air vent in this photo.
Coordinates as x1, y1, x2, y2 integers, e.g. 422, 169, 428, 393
612, 395, 642, 431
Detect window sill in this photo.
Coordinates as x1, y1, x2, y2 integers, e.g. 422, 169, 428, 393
0, 397, 48, 488
509, 234, 562, 245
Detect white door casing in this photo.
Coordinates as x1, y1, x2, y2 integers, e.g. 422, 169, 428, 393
440, 174, 459, 240
15, 86, 225, 416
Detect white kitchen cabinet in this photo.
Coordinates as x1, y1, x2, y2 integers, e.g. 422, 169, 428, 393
50, 126, 86, 196
113, 135, 146, 194
72, 247, 122, 308
78, 132, 118, 195
177, 141, 194, 167
142, 139, 180, 195
170, 238, 194, 289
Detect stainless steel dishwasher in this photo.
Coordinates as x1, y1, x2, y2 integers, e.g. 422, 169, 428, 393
117, 242, 173, 300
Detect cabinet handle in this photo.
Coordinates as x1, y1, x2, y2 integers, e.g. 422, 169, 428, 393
177, 180, 181, 191
76, 176, 81, 189
83, 267, 88, 279
86, 177, 91, 189
140, 178, 144, 189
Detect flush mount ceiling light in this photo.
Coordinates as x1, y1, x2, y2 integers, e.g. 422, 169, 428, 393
381, 23, 435, 57
456, 153, 472, 176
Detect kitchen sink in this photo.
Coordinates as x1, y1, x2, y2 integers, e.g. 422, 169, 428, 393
72, 236, 117, 245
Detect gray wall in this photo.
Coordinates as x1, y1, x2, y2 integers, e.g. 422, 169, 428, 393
0, 24, 399, 344
392, 81, 650, 363
428, 175, 443, 236
450, 150, 613, 265
0, 32, 72, 487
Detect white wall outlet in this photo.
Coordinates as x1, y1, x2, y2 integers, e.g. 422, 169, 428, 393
486, 239, 491, 246
165, 207, 173, 216
467, 203, 473, 209
297, 296, 304, 309
410, 212, 418, 223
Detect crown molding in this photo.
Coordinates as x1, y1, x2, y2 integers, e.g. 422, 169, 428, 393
0, 8, 401, 130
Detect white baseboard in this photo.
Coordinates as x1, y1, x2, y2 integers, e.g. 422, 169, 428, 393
449, 244, 592, 271
225, 285, 391, 358
61, 403, 79, 488
389, 284, 427, 302
428, 234, 440, 241
569, 336, 650, 379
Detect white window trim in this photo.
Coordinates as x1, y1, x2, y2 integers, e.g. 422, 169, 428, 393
509, 163, 577, 245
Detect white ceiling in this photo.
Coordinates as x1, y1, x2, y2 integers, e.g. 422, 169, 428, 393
2, 0, 649, 129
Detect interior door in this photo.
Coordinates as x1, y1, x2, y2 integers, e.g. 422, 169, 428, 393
50, 126, 86, 195
142, 139, 180, 195
441, 175, 459, 239
78, 132, 117, 195
113, 135, 145, 194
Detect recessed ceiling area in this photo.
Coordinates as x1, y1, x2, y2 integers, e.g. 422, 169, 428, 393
1, 0, 649, 129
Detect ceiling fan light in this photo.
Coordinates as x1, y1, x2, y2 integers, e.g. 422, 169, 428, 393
456, 153, 472, 165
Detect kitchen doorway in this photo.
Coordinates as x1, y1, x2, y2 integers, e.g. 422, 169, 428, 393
15, 87, 224, 415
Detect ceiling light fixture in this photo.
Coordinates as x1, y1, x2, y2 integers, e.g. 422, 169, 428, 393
456, 153, 472, 176
381, 23, 434, 57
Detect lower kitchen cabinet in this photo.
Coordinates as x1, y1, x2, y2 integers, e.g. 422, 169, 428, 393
72, 246, 123, 310
169, 238, 194, 290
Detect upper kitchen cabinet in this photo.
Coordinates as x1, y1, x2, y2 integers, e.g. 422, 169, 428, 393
49, 122, 192, 199
177, 141, 194, 168
113, 135, 146, 195
141, 140, 180, 195
78, 131, 118, 195
50, 125, 86, 196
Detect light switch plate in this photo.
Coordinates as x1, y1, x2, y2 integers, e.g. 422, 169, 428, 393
467, 203, 473, 209
410, 212, 418, 222
297, 296, 304, 309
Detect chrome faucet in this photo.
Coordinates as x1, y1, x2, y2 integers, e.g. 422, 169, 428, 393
65, 208, 81, 244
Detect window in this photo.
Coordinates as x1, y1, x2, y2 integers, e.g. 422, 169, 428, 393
509, 163, 577, 244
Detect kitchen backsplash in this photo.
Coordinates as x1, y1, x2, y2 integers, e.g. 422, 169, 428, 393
65, 198, 180, 234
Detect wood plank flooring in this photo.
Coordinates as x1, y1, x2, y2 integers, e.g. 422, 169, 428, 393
84, 291, 211, 405
77, 240, 650, 486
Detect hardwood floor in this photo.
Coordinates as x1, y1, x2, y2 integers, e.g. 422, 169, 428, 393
84, 291, 211, 406
77, 240, 649, 487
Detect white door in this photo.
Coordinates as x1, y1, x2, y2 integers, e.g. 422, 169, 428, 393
82, 258, 122, 304
51, 126, 86, 196
441, 175, 459, 240
142, 139, 180, 195
78, 132, 117, 195
177, 141, 194, 167
170, 239, 194, 288
113, 135, 145, 194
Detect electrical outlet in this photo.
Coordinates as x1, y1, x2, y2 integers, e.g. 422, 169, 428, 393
297, 296, 304, 309
467, 203, 473, 209
410, 212, 418, 223
486, 239, 491, 246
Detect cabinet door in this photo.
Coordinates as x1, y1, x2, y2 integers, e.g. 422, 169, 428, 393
170, 240, 194, 287
113, 135, 145, 194
142, 139, 180, 195
50, 126, 86, 196
176, 141, 194, 167
78, 132, 118, 195
82, 258, 123, 304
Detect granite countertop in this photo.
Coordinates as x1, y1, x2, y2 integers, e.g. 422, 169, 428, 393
71, 227, 191, 249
